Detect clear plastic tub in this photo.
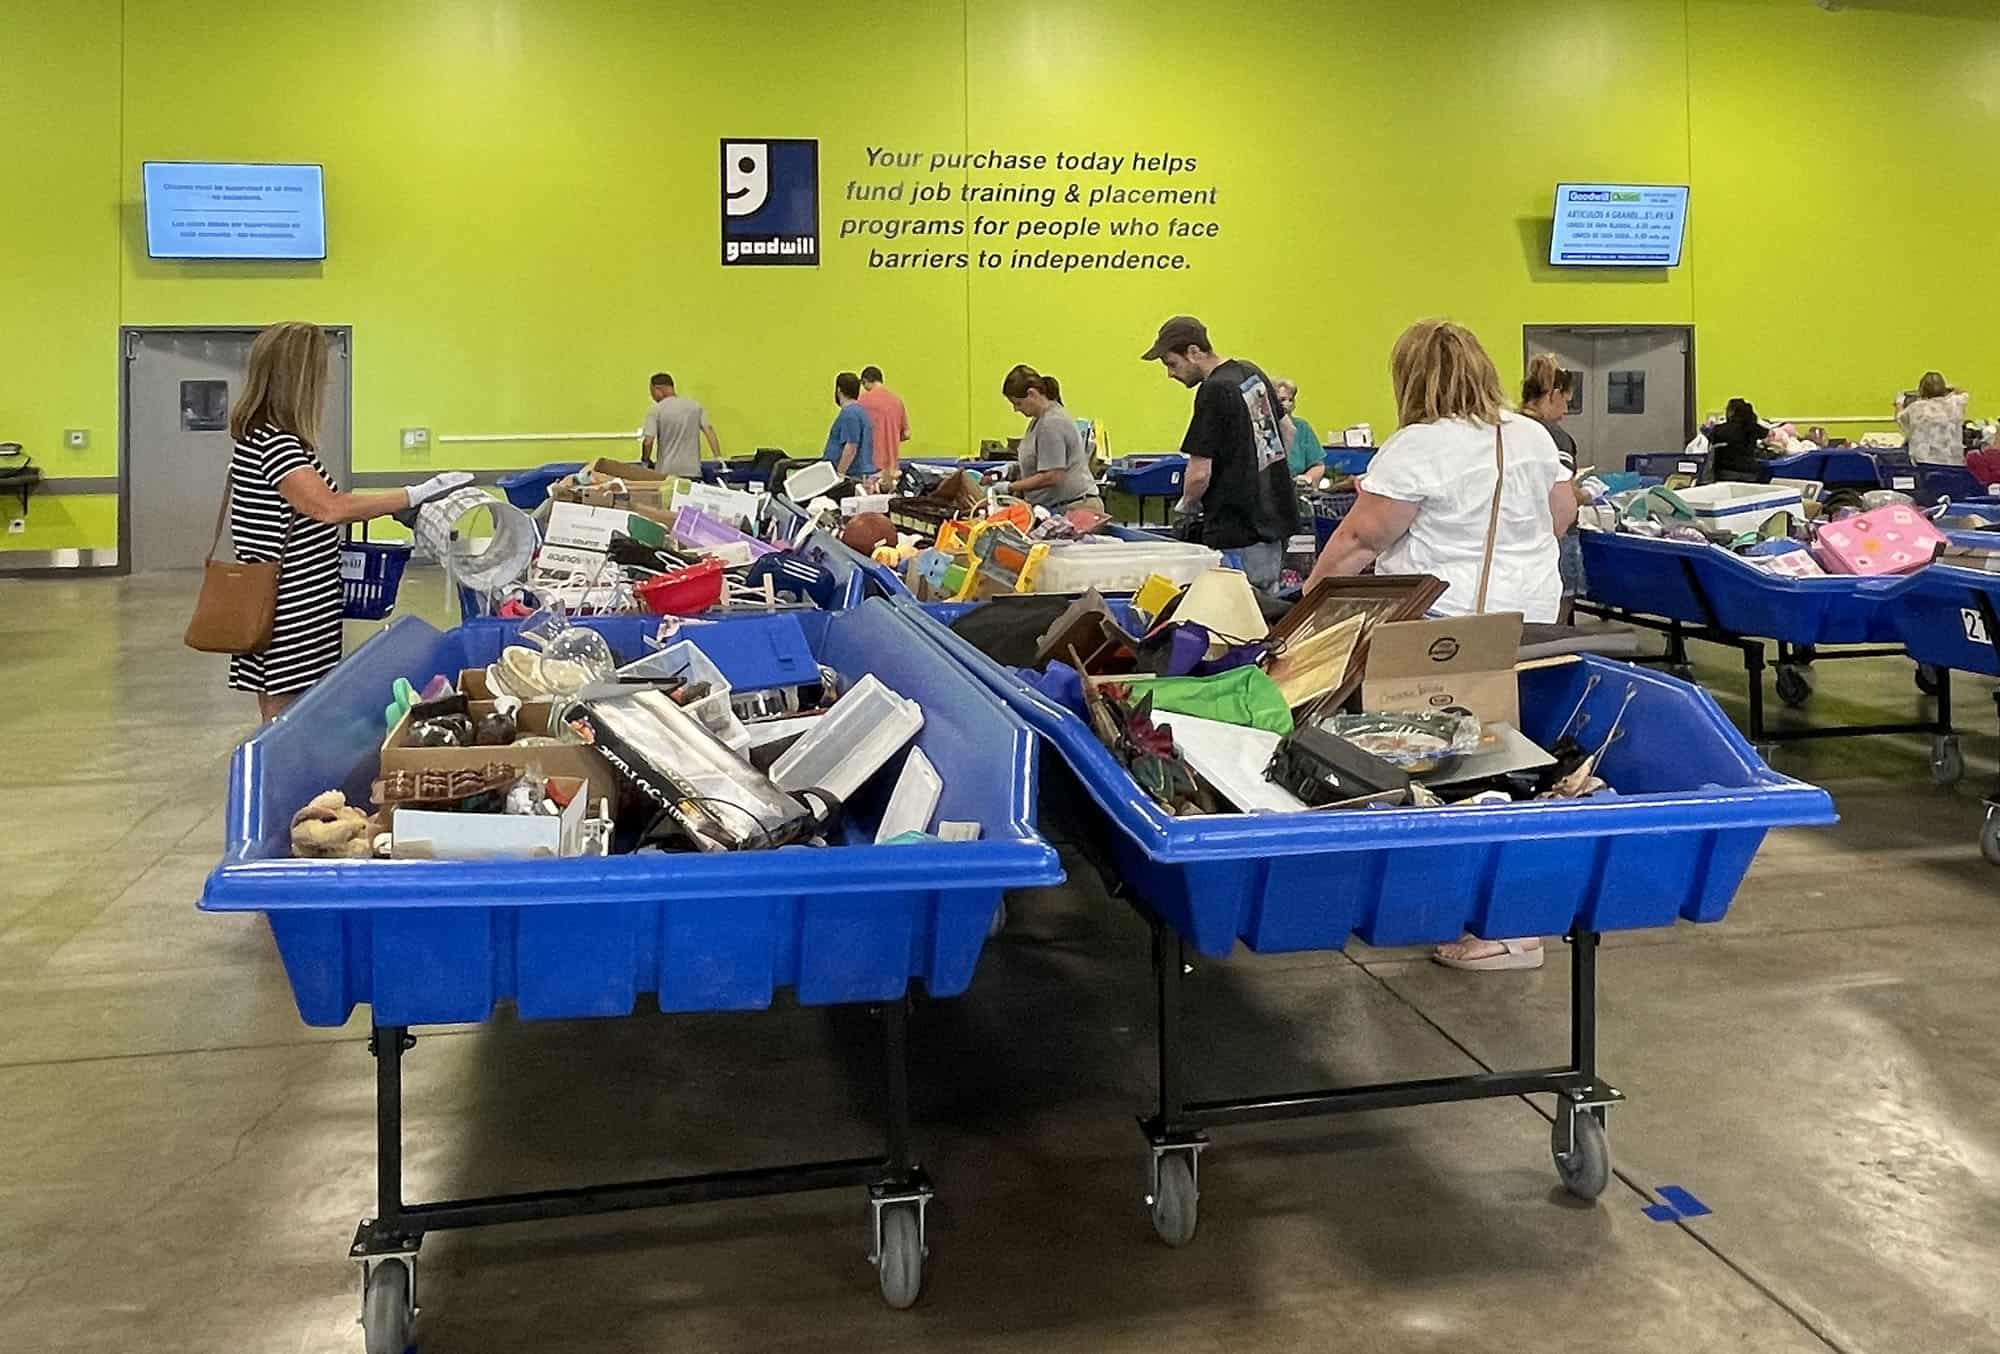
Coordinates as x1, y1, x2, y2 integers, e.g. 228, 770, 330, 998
1033, 539, 1221, 593
770, 674, 925, 801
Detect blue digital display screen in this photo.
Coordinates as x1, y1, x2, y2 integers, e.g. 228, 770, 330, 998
1550, 183, 1688, 268
143, 162, 326, 261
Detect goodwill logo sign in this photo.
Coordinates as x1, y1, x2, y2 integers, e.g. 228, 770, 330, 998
721, 138, 819, 267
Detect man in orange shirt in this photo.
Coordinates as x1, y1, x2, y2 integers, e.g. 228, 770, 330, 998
857, 365, 910, 482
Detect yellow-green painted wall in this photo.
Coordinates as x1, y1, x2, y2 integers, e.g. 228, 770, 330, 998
6, 0, 2000, 557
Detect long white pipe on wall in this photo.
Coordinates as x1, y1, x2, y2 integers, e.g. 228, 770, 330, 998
435, 431, 639, 444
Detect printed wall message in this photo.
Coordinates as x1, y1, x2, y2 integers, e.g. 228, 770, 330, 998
838, 147, 1221, 272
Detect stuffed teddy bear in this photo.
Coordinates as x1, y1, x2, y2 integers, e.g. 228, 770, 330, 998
290, 790, 381, 859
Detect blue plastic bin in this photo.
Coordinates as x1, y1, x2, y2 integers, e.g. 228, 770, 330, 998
1321, 447, 1376, 475
1624, 451, 1709, 481
496, 462, 584, 510
1105, 455, 1187, 500
1892, 560, 2000, 678
200, 600, 1062, 1027
902, 598, 1833, 959
1580, 531, 1916, 645
1758, 449, 1881, 487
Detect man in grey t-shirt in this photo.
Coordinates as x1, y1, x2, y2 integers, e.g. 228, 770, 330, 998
640, 372, 722, 478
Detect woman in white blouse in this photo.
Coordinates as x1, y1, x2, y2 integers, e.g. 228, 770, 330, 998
1304, 319, 1575, 972
1898, 371, 1971, 466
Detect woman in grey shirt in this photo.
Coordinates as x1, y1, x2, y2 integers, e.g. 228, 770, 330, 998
1001, 365, 1105, 513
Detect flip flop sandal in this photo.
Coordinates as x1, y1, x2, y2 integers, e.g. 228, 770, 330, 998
1432, 937, 1545, 972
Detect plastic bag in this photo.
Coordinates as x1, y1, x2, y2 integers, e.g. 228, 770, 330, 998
1111, 666, 1295, 736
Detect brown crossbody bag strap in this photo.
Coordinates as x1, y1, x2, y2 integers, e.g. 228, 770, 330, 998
1473, 420, 1505, 615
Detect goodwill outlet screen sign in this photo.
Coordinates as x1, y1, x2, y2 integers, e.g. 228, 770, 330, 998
720, 138, 1223, 274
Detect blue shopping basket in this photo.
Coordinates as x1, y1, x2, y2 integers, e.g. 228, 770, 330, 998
495, 461, 584, 510
339, 529, 412, 621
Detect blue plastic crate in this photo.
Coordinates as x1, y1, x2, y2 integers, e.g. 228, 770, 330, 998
199, 599, 1062, 1027
496, 462, 584, 510
1321, 447, 1376, 476
1912, 464, 1983, 508
1105, 455, 1187, 499
339, 539, 412, 621
1758, 448, 1880, 487
1580, 531, 1915, 645
1624, 451, 1709, 481
901, 598, 1833, 958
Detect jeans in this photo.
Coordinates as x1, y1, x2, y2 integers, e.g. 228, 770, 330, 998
1235, 540, 1284, 591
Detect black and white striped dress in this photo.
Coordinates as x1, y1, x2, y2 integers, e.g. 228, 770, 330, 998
226, 423, 344, 694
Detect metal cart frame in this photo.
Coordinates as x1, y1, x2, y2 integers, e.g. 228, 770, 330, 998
348, 1004, 934, 1346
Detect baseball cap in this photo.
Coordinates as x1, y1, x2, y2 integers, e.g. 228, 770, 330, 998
1141, 315, 1211, 362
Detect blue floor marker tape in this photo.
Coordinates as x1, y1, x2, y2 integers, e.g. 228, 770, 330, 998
1643, 1203, 1679, 1222
1657, 1186, 1712, 1219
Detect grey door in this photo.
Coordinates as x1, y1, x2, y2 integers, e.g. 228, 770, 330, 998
1523, 326, 1689, 476
124, 328, 350, 572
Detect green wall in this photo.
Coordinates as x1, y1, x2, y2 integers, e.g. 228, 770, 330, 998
5, 0, 1998, 558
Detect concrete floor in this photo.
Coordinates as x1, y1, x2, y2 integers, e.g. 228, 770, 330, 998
2, 567, 1997, 1354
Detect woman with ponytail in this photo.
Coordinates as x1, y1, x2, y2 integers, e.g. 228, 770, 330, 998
1000, 365, 1105, 514
1521, 354, 1584, 619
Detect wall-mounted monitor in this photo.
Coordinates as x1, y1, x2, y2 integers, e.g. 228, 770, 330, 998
143, 162, 326, 261
1549, 183, 1688, 268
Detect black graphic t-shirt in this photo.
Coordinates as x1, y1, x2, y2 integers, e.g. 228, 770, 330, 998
1179, 358, 1299, 549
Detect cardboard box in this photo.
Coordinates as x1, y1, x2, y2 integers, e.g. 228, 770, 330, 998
391, 776, 589, 860
544, 501, 672, 551
1362, 612, 1523, 729
381, 701, 622, 808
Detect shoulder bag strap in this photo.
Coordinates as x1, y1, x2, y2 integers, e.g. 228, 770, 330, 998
1474, 420, 1505, 614
205, 468, 233, 564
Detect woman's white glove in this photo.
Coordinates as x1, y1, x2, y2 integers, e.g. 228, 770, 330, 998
406, 471, 475, 508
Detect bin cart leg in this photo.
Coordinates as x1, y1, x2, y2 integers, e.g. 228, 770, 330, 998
1139, 921, 1207, 1247
1134, 925, 1625, 1244
1932, 666, 1964, 787
868, 996, 934, 1310
348, 1013, 936, 1341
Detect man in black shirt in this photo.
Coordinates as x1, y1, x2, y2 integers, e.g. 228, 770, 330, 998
1141, 315, 1299, 590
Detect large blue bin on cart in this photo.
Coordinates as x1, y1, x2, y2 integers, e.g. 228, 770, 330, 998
1581, 530, 1916, 645
1892, 558, 2000, 677
901, 598, 1833, 959
496, 462, 584, 510
200, 599, 1062, 1027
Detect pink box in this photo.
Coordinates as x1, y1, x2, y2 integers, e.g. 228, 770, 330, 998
1811, 507, 1945, 576
1750, 548, 1826, 579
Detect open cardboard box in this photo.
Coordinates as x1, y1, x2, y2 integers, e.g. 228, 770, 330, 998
1361, 612, 1524, 729
382, 701, 623, 808
390, 775, 590, 860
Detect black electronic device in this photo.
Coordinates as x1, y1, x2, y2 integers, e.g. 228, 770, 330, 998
1264, 724, 1411, 808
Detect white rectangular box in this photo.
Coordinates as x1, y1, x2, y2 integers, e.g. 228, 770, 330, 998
1676, 483, 1803, 535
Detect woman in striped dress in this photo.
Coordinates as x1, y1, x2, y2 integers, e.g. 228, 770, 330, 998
225, 323, 469, 720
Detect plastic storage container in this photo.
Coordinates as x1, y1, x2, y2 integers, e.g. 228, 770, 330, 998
1675, 482, 1803, 534
770, 673, 925, 800
902, 597, 1834, 959
200, 599, 1062, 1026
496, 462, 585, 510
1033, 539, 1222, 593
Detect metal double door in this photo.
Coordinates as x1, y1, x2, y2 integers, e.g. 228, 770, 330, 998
123, 328, 351, 572
1522, 326, 1690, 474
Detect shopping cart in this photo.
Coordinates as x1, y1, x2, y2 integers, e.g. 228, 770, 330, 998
1577, 531, 1953, 771
898, 595, 1833, 1245
200, 599, 1062, 1345
339, 526, 413, 622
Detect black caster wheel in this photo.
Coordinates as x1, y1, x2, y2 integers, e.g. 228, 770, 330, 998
1774, 664, 1812, 710
362, 1258, 413, 1354
1916, 663, 1943, 697
1932, 736, 1965, 787
1982, 811, 2000, 867
1552, 1104, 1610, 1201
876, 1205, 924, 1310
1148, 1153, 1199, 1247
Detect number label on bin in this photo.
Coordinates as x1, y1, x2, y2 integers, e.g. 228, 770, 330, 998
1678, 461, 1697, 474
339, 550, 367, 582
1892, 476, 1916, 491
1964, 609, 1992, 647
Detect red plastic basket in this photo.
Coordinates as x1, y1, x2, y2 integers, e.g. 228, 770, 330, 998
634, 558, 725, 615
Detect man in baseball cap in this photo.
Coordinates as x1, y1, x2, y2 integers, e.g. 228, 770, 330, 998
1141, 315, 1299, 589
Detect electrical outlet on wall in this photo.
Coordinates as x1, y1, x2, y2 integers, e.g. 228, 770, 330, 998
400, 427, 430, 451
64, 429, 89, 450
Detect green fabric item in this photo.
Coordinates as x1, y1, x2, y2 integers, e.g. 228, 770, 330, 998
1121, 666, 1294, 735
1286, 417, 1322, 476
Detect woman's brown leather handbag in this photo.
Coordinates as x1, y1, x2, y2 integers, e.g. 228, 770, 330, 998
184, 477, 284, 655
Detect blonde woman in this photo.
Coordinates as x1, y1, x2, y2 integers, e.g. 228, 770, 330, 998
224, 322, 469, 720
1303, 319, 1573, 973
1897, 370, 1971, 466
